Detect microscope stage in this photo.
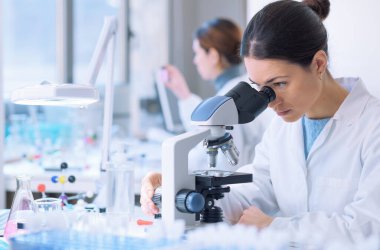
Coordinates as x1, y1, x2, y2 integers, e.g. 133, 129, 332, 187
194, 171, 252, 187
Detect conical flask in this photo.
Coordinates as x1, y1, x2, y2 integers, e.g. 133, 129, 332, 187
4, 175, 37, 239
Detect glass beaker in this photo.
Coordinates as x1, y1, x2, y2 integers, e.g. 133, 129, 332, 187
30, 197, 66, 232
4, 175, 37, 240
35, 197, 62, 212
106, 161, 135, 218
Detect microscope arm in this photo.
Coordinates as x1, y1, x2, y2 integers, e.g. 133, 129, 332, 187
162, 127, 211, 226
161, 82, 276, 226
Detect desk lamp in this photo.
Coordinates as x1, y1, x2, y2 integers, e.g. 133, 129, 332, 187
11, 16, 117, 172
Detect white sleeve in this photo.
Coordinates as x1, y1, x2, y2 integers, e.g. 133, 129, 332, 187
269, 126, 380, 243
178, 94, 202, 131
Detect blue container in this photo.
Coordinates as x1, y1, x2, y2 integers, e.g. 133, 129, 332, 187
10, 230, 178, 250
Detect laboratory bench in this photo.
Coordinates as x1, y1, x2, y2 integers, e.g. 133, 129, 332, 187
3, 138, 162, 208
4, 161, 100, 194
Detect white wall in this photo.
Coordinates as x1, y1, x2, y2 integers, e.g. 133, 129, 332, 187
325, 0, 380, 98
246, 0, 268, 23
247, 0, 380, 98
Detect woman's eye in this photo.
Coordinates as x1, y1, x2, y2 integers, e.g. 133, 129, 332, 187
273, 82, 287, 88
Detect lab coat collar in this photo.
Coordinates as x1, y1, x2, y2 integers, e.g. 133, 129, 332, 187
332, 77, 370, 126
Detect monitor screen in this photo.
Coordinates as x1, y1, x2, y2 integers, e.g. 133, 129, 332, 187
155, 75, 184, 134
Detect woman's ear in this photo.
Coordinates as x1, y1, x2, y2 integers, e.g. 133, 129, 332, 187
312, 50, 328, 79
208, 47, 221, 65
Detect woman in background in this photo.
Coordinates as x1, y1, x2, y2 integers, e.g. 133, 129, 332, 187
163, 18, 247, 130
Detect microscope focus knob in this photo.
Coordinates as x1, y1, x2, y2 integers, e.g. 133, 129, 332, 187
176, 189, 205, 213
152, 192, 162, 219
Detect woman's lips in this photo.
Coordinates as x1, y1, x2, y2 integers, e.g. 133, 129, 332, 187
276, 109, 291, 116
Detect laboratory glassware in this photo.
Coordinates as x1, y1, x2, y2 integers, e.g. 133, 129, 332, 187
30, 197, 67, 232
106, 160, 135, 217
34, 197, 62, 212
4, 175, 37, 239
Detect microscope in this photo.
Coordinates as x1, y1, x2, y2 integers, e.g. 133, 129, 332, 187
161, 81, 275, 226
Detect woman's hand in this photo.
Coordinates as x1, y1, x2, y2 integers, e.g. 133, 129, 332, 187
160, 64, 191, 100
140, 172, 162, 216
238, 206, 274, 229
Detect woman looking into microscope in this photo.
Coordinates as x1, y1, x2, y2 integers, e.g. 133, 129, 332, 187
142, 0, 380, 242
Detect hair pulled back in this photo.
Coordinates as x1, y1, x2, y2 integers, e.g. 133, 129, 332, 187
241, 0, 330, 67
195, 18, 242, 65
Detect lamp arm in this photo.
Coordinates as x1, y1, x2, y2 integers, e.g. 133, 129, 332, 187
85, 16, 118, 171
86, 16, 118, 85
100, 22, 117, 171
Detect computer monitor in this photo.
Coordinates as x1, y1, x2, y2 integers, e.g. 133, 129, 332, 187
155, 75, 185, 134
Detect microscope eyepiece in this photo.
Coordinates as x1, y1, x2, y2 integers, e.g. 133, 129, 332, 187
225, 81, 276, 124
260, 86, 276, 103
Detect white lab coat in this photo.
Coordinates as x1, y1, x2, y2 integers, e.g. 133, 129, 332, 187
178, 74, 274, 172
220, 77, 380, 242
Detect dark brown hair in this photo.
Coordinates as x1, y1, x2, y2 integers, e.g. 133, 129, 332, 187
195, 18, 242, 65
303, 0, 330, 20
241, 0, 330, 67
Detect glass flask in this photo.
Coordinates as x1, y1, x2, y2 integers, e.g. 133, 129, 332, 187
106, 161, 135, 218
4, 175, 37, 240
106, 142, 135, 219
